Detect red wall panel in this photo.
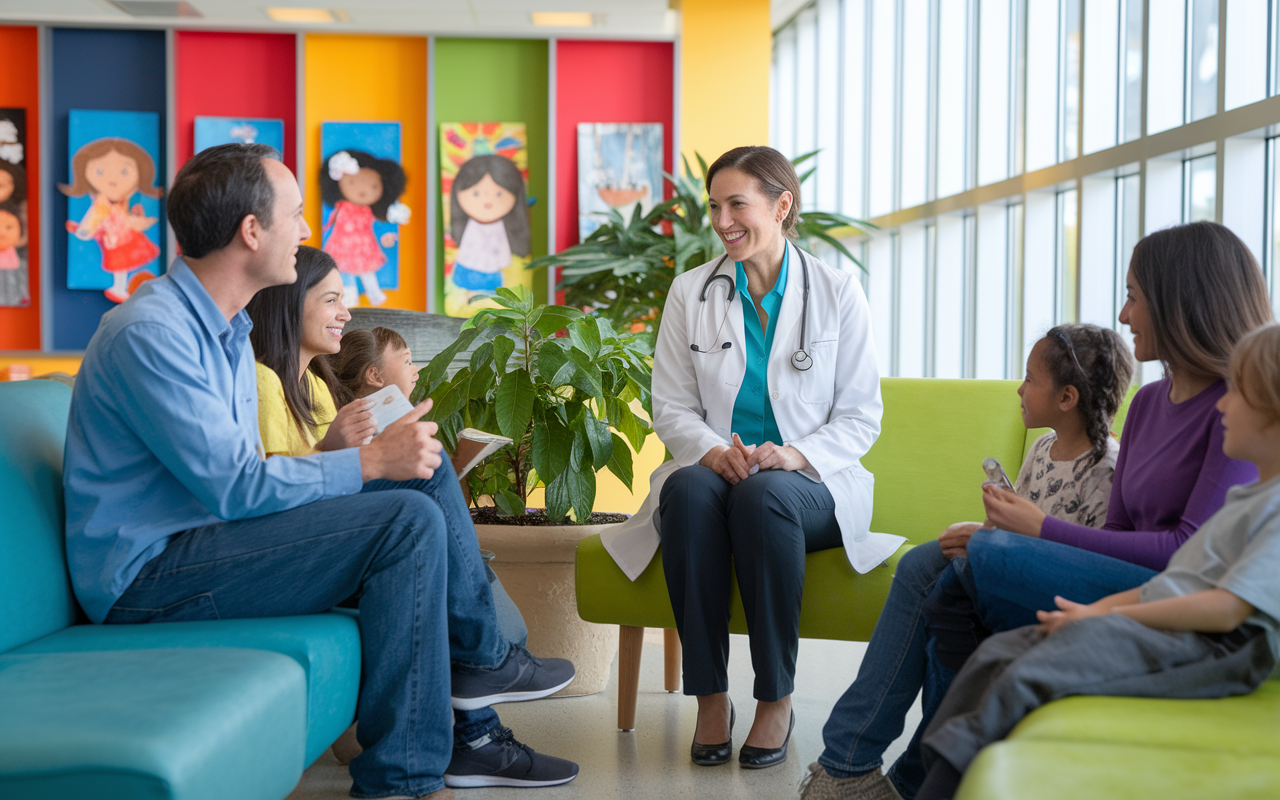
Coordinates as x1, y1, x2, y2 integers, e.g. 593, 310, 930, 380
175, 31, 296, 171
0, 26, 41, 350
554, 40, 674, 255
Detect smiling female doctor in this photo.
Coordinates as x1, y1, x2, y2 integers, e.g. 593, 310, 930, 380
601, 146, 900, 771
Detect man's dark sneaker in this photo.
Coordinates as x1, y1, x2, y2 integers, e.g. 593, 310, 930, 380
444, 727, 579, 788
451, 645, 575, 711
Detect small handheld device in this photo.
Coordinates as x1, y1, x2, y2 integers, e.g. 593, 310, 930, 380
364, 384, 416, 436
981, 457, 1015, 492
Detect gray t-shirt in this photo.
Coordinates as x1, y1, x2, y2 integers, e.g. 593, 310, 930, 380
1141, 473, 1280, 657
1014, 432, 1119, 527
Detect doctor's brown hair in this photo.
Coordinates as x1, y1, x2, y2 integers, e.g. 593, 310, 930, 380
705, 146, 802, 237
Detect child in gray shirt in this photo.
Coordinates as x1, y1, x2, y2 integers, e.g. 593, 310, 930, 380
916, 323, 1280, 800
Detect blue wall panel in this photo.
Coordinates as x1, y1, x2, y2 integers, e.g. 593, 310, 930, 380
51, 28, 167, 351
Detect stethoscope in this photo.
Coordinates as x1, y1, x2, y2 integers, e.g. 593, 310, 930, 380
689, 245, 813, 371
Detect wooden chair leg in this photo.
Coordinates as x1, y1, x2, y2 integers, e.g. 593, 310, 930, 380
617, 625, 644, 732
663, 628, 681, 693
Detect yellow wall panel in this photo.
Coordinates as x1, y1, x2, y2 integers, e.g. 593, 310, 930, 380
680, 0, 772, 166
304, 34, 428, 311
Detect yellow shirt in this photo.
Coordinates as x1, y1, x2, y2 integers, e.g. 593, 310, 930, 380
255, 361, 337, 457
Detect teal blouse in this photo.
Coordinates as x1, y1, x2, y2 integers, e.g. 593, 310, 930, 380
730, 245, 788, 448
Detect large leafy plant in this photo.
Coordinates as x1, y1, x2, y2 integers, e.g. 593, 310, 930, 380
530, 151, 876, 336
413, 285, 654, 523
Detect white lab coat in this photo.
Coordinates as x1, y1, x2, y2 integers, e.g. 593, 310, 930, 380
601, 241, 906, 580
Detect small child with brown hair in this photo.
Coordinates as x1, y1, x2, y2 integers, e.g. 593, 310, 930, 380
915, 322, 1280, 800
328, 326, 419, 408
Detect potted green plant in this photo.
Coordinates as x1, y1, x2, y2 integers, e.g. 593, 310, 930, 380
529, 151, 876, 336
412, 284, 654, 695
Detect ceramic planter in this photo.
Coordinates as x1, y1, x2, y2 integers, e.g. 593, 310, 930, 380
474, 521, 620, 697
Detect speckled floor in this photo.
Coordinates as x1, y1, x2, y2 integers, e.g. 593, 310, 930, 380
287, 630, 921, 800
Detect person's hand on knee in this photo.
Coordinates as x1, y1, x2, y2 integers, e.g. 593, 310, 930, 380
700, 440, 751, 484
938, 521, 983, 559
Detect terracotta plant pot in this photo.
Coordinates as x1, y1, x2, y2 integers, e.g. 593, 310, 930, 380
474, 521, 620, 697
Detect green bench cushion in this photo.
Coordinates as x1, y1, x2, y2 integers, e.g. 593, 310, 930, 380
0, 648, 307, 800
576, 535, 911, 639
1007, 680, 1280, 759
12, 614, 361, 766
957, 740, 1280, 800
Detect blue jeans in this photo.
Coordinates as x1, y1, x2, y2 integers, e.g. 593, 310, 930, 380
819, 540, 952, 798
107, 458, 510, 798
926, 528, 1160, 665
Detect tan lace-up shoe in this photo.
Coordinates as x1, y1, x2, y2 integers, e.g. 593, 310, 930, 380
798, 762, 903, 800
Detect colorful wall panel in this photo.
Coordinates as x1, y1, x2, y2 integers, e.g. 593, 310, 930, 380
554, 40, 674, 254
0, 26, 41, 350
175, 32, 296, 171
50, 28, 167, 351
303, 34, 427, 312
434, 38, 549, 312
681, 0, 770, 164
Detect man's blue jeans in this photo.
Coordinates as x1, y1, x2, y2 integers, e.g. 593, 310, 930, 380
818, 540, 951, 798
105, 457, 510, 799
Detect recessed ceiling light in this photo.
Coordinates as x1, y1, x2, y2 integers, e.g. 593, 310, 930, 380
265, 7, 344, 23
111, 1, 202, 17
531, 12, 601, 27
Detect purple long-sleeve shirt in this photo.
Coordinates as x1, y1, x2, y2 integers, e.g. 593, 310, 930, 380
1039, 379, 1258, 571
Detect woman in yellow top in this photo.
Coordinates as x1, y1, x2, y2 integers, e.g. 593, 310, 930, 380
247, 248, 374, 457
245, 246, 572, 788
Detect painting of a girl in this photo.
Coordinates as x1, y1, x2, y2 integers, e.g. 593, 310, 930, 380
0, 200, 26, 307
320, 148, 409, 308
59, 137, 163, 303
449, 154, 531, 294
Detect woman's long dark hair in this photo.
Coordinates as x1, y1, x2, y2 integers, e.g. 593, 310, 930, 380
246, 246, 339, 432
1129, 222, 1273, 381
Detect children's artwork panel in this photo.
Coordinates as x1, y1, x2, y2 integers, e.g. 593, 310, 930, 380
62, 109, 164, 303
576, 123, 664, 242
320, 121, 409, 307
0, 108, 30, 308
440, 121, 532, 318
194, 116, 286, 155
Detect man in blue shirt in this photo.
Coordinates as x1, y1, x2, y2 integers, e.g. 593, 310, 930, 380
63, 144, 576, 799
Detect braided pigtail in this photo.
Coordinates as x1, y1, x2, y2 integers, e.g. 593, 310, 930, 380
1042, 324, 1136, 470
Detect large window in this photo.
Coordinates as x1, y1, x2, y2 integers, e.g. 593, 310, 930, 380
771, 0, 1280, 381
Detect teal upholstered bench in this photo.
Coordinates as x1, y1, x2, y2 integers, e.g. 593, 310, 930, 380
0, 379, 361, 799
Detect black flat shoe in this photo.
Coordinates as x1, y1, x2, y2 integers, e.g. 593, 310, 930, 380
738, 710, 795, 770
690, 702, 735, 766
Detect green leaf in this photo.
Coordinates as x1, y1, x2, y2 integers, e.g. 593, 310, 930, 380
421, 327, 479, 387
534, 410, 572, 486
606, 432, 634, 492
567, 319, 602, 359
567, 348, 604, 401
469, 341, 494, 373
494, 368, 536, 441
495, 490, 526, 517
576, 406, 612, 471
569, 465, 597, 522
544, 471, 572, 522
533, 306, 584, 337
492, 335, 515, 375
609, 397, 650, 453
469, 363, 495, 400
537, 340, 571, 385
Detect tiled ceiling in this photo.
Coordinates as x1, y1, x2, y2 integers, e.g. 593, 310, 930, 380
0, 0, 677, 38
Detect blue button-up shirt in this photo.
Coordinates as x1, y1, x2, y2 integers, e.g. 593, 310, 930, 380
730, 246, 788, 447
64, 259, 363, 623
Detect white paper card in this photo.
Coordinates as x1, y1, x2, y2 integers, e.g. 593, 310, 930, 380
364, 385, 416, 435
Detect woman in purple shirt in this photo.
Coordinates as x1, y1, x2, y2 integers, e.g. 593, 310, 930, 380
803, 222, 1273, 800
